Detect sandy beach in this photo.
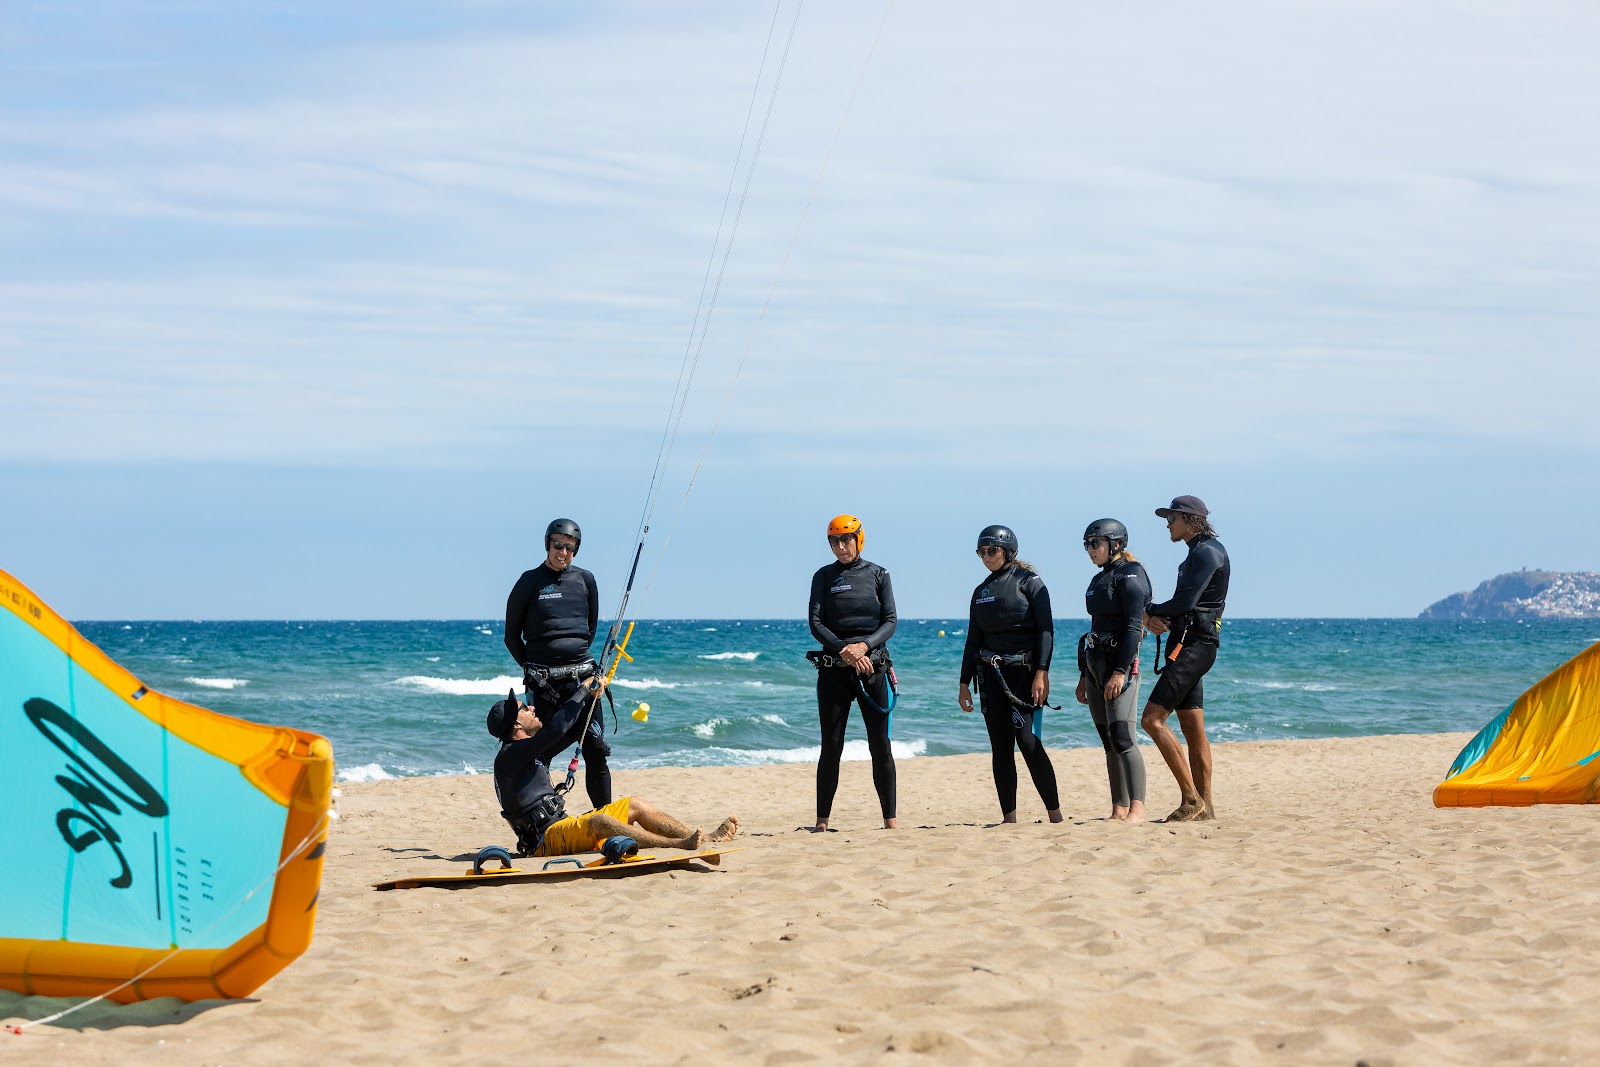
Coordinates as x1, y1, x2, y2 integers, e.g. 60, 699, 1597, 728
5, 731, 1596, 1066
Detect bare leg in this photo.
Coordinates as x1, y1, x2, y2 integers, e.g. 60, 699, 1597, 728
598, 799, 704, 851
1141, 702, 1202, 820
1177, 707, 1215, 818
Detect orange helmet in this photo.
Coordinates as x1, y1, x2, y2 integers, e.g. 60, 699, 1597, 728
827, 514, 864, 552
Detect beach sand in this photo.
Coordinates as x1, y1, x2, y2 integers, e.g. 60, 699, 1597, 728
5, 732, 1596, 1065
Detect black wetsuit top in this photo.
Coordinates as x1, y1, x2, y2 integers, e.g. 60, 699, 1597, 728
504, 563, 599, 667
1147, 536, 1229, 645
492, 686, 589, 826
808, 559, 897, 652
960, 563, 1054, 685
1084, 558, 1152, 675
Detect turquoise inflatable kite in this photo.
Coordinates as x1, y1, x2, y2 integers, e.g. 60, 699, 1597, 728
1, 568, 334, 1002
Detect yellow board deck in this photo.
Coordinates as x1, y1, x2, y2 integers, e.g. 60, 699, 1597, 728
372, 848, 741, 890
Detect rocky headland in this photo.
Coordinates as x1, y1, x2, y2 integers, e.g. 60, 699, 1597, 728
1420, 570, 1600, 619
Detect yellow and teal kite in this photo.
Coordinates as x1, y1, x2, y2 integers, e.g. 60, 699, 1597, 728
1, 568, 333, 1002
1435, 641, 1600, 807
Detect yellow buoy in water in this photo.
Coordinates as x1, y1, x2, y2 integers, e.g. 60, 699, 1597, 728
938, 630, 946, 637
632, 702, 650, 723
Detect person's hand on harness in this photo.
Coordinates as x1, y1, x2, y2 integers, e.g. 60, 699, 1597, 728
1103, 670, 1127, 701
1030, 670, 1049, 708
839, 642, 873, 676
1074, 673, 1090, 706
1143, 612, 1169, 635
957, 682, 974, 714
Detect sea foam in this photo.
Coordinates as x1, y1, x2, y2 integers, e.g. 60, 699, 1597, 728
186, 677, 248, 690
699, 651, 760, 661
395, 675, 523, 696
611, 677, 679, 690
337, 763, 394, 782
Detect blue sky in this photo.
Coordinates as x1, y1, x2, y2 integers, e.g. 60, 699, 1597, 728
3, 1, 1597, 619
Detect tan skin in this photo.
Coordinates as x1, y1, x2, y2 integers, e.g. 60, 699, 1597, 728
1138, 513, 1216, 822
545, 535, 578, 571
958, 546, 1063, 825
1075, 537, 1147, 825
509, 680, 740, 848
816, 532, 897, 832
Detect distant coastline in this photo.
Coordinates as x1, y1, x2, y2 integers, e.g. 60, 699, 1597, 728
1420, 570, 1600, 620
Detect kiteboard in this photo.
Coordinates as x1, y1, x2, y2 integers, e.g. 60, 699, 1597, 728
372, 848, 741, 890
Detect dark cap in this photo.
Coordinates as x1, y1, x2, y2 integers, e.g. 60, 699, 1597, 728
1155, 495, 1209, 519
486, 689, 521, 742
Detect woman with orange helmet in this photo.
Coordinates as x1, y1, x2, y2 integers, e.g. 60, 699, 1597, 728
805, 513, 898, 831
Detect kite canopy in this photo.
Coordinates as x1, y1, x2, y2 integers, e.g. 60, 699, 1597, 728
1435, 641, 1600, 807
0, 568, 333, 1002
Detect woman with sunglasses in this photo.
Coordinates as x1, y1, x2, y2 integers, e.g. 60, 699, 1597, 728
958, 525, 1063, 824
806, 514, 898, 831
1075, 519, 1151, 823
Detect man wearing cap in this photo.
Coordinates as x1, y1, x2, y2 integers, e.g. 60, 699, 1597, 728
488, 681, 739, 857
504, 518, 612, 809
1141, 496, 1230, 823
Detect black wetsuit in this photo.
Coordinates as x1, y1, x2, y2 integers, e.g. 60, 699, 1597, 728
808, 558, 897, 822
1082, 558, 1152, 808
961, 563, 1060, 815
504, 562, 610, 807
492, 686, 590, 853
1147, 535, 1230, 712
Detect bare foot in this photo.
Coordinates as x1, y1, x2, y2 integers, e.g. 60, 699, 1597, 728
1110, 805, 1129, 822
1000, 811, 1019, 824
883, 818, 898, 829
707, 816, 740, 845
1165, 799, 1204, 823
678, 828, 704, 850
811, 820, 828, 833
1195, 803, 1216, 821
1125, 802, 1147, 826
1047, 808, 1065, 824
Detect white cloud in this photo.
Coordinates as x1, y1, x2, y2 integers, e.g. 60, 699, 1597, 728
1, 1, 1596, 464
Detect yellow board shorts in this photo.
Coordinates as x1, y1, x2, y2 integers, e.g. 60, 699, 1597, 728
533, 797, 633, 857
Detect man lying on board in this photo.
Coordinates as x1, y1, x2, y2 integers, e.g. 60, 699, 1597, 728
487, 678, 739, 858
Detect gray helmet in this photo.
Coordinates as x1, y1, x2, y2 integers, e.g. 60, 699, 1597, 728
545, 518, 581, 554
976, 525, 1018, 557
1083, 518, 1128, 551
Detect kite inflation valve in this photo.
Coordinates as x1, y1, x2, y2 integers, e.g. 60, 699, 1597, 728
632, 702, 650, 723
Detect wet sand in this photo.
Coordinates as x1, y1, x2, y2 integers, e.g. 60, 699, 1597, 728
5, 732, 1597, 1065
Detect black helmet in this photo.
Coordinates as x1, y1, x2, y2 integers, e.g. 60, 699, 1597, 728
976, 525, 1018, 557
1083, 518, 1128, 551
545, 517, 581, 554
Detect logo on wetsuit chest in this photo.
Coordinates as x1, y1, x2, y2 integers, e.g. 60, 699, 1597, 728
538, 589, 562, 600
830, 584, 851, 593
975, 593, 996, 604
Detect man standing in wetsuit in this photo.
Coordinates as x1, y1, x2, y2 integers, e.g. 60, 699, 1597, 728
504, 518, 611, 809
1141, 496, 1230, 823
807, 513, 898, 831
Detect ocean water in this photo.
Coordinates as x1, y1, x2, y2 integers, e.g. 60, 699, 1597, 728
76, 618, 1600, 784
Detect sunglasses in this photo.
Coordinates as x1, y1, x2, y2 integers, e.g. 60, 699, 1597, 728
1083, 538, 1107, 551
976, 546, 1005, 557
548, 541, 577, 554
827, 535, 857, 547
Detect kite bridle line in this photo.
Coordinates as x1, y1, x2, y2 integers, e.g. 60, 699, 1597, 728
5, 804, 338, 1035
